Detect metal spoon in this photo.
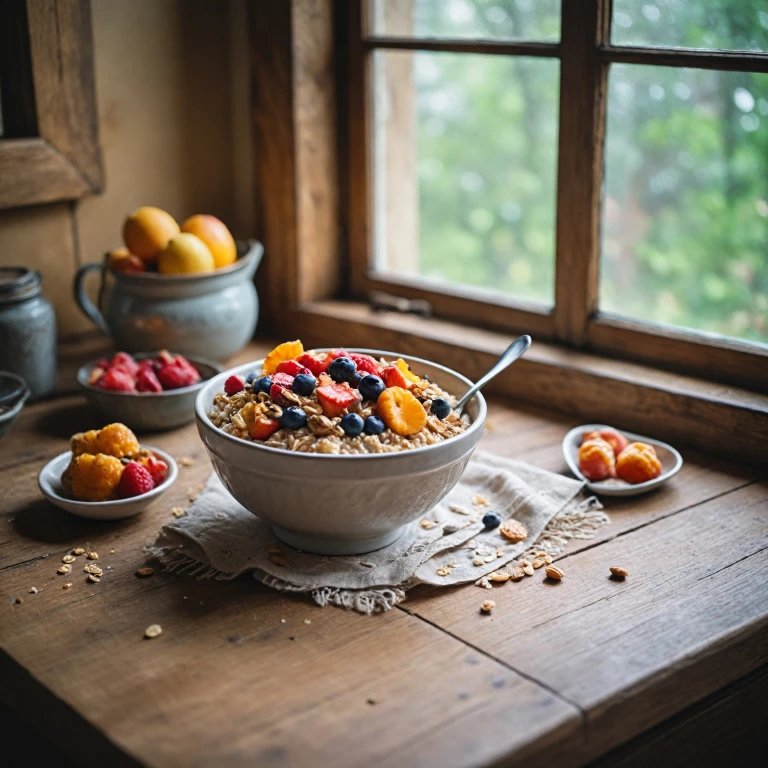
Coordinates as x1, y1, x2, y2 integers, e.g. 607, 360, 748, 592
455, 335, 532, 414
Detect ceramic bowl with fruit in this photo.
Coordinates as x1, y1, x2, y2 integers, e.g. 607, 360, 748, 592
38, 423, 178, 520
78, 351, 220, 431
195, 340, 487, 555
74, 207, 262, 360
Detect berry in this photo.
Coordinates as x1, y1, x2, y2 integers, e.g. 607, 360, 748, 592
349, 372, 363, 389
116, 461, 154, 499
340, 413, 364, 436
276, 359, 311, 377
292, 373, 317, 396
224, 375, 245, 396
376, 387, 427, 436
363, 415, 386, 435
296, 351, 332, 376
269, 372, 295, 406
249, 417, 279, 440
254, 375, 273, 394
316, 382, 362, 418
110, 352, 139, 376
139, 454, 168, 487
358, 374, 386, 402
280, 406, 307, 430
96, 367, 136, 392
157, 356, 201, 389
327, 356, 357, 383
349, 353, 381, 376
245, 370, 260, 385
380, 365, 411, 390
262, 340, 304, 375
430, 398, 451, 419
482, 511, 502, 529
136, 365, 162, 392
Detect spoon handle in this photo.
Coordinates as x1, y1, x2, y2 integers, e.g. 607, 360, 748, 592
455, 335, 532, 413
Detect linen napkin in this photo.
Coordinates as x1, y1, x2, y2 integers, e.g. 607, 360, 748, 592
150, 451, 609, 613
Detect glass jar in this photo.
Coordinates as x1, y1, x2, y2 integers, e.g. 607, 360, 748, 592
0, 268, 57, 399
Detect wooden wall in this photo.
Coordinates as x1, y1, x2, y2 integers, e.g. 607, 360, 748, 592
0, 0, 253, 340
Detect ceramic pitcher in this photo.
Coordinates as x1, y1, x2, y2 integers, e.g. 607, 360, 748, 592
74, 240, 262, 361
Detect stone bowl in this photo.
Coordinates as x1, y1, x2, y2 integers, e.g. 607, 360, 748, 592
195, 350, 487, 555
0, 372, 30, 439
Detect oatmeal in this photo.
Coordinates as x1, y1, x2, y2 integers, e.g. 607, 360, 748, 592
208, 340, 470, 454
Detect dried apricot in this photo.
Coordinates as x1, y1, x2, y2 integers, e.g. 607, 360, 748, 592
376, 386, 427, 436
262, 340, 304, 375
61, 453, 125, 502
578, 437, 616, 481
616, 442, 661, 484
71, 423, 140, 460
582, 428, 629, 456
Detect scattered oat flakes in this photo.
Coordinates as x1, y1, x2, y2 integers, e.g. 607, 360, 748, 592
477, 576, 492, 590
543, 554, 553, 565
449, 504, 470, 515
87, 574, 101, 584
171, 507, 186, 518
483, 555, 496, 564
86, 551, 99, 560
109, 549, 116, 555
532, 558, 546, 569
266, 544, 282, 554
84, 564, 103, 575
14, 597, 23, 604
610, 566, 629, 579
57, 564, 72, 575
136, 567, 154, 578
473, 557, 485, 566
472, 494, 489, 507
63, 583, 72, 590
187, 484, 204, 501
62, 554, 76, 564
523, 564, 535, 576
178, 456, 195, 467
420, 520, 438, 530
520, 559, 531, 567
303, 619, 311, 625
144, 624, 162, 639
270, 554, 288, 567
359, 561, 375, 568
545, 565, 564, 580
436, 566, 452, 577
489, 571, 510, 583
280, 618, 287, 624
72, 547, 85, 556
536, 551, 548, 558
29, 587, 38, 594
480, 599, 496, 613
496, 547, 505, 558
509, 566, 526, 581
499, 519, 528, 543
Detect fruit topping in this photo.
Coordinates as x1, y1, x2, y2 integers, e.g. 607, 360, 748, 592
136, 364, 162, 392
263, 340, 304, 375
249, 417, 280, 440
482, 511, 502, 529
316, 382, 362, 418
430, 398, 451, 419
582, 428, 629, 456
245, 370, 260, 385
380, 364, 411, 390
253, 375, 273, 394
578, 438, 617, 481
376, 387, 427, 436
292, 373, 317, 396
349, 353, 381, 376
71, 423, 140, 460
110, 352, 140, 376
296, 351, 332, 376
269, 372, 296, 406
358, 374, 386, 402
327, 356, 357, 383
280, 406, 308, 430
276, 359, 311, 377
616, 442, 662, 484
340, 413, 364, 437
156, 353, 201, 390
224, 375, 245, 396
61, 453, 125, 502
95, 367, 136, 392
363, 415, 386, 435
138, 454, 169, 487
117, 461, 155, 499
349, 372, 363, 389
395, 358, 421, 384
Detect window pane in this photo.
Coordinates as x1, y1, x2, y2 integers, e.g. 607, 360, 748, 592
371, 0, 561, 43
612, 0, 768, 53
372, 51, 559, 306
600, 65, 768, 345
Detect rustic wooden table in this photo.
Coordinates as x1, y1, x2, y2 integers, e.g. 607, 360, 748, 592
2, 340, 767, 767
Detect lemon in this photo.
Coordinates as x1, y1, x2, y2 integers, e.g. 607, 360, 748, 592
157, 233, 215, 275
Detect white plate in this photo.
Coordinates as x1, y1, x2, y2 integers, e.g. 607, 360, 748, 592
562, 424, 683, 497
38, 446, 178, 519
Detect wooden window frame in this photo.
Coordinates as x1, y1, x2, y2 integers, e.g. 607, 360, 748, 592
0, 0, 103, 210
340, 0, 768, 390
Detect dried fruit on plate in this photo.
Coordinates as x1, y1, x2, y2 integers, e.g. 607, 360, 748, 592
71, 423, 140, 460
578, 437, 617, 481
61, 453, 125, 502
582, 427, 629, 456
616, 441, 662, 484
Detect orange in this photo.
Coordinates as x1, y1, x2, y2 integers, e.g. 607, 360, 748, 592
157, 233, 215, 275
123, 206, 180, 261
262, 340, 304, 375
395, 358, 421, 384
180, 214, 237, 269
616, 442, 661, 484
376, 386, 427, 436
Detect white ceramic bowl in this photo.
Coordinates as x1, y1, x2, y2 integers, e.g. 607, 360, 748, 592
195, 350, 487, 555
38, 446, 178, 520
562, 424, 683, 497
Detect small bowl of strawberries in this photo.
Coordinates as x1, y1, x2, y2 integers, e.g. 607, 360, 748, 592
78, 350, 221, 431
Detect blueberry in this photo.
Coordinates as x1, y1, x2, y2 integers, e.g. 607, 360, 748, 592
349, 371, 363, 389
292, 373, 317, 396
245, 370, 260, 385
482, 511, 502, 529
327, 356, 357, 383
340, 413, 364, 437
363, 415, 386, 435
430, 397, 451, 419
280, 406, 307, 430
254, 375, 272, 394
358, 374, 385, 402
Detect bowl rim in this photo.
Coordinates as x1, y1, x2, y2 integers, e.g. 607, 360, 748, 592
77, 353, 222, 397
0, 371, 30, 412
195, 348, 487, 461
38, 445, 179, 507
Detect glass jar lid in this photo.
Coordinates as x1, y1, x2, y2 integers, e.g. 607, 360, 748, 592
0, 268, 42, 303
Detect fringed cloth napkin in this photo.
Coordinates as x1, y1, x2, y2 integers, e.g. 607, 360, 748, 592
150, 451, 609, 614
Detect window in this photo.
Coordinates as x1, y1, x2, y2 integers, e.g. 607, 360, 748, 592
343, 0, 768, 388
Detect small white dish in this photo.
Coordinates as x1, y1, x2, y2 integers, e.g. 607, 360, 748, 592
562, 424, 683, 497
38, 446, 178, 520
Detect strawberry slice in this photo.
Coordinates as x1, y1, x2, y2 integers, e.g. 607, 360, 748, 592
249, 417, 280, 440
296, 352, 330, 376
381, 365, 411, 390
269, 372, 295, 406
276, 359, 312, 377
350, 353, 381, 376
316, 382, 362, 418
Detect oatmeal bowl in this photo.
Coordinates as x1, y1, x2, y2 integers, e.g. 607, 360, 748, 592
195, 341, 487, 555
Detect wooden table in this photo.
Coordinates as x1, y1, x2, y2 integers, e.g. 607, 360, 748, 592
2, 340, 767, 767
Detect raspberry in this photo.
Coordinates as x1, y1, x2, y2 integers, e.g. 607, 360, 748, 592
269, 372, 295, 406
276, 359, 311, 377
96, 367, 136, 392
139, 454, 168, 487
136, 365, 162, 392
316, 382, 362, 418
157, 357, 200, 389
296, 352, 331, 377
224, 375, 245, 396
349, 353, 381, 376
110, 352, 139, 376
116, 461, 155, 498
